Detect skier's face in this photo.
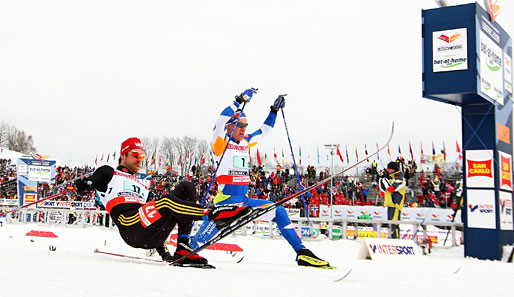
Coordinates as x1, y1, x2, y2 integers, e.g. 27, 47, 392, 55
121, 149, 145, 174
227, 118, 247, 142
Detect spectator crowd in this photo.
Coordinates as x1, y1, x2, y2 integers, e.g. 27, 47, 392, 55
1, 156, 463, 216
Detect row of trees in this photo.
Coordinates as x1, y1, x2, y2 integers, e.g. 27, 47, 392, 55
0, 121, 37, 154
140, 136, 211, 176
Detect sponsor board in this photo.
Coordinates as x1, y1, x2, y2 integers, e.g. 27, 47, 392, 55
465, 150, 495, 188
466, 189, 496, 229
479, 30, 503, 104
0, 199, 19, 206
432, 28, 468, 72
28, 165, 52, 182
357, 238, 422, 260
499, 151, 513, 191
497, 122, 511, 145
505, 54, 513, 94
499, 191, 513, 230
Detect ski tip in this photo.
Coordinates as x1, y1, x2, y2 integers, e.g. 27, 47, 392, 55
453, 265, 462, 274
93, 248, 99, 253
236, 256, 245, 264
334, 268, 352, 282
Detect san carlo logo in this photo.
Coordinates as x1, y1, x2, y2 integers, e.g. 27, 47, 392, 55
416, 213, 425, 218
347, 211, 354, 215
469, 204, 494, 213
374, 212, 382, 216
438, 33, 461, 43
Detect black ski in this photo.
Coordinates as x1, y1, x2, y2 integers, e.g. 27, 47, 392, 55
170, 123, 395, 267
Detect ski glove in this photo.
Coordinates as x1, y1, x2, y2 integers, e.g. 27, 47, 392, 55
235, 88, 258, 104
75, 179, 93, 195
271, 94, 286, 112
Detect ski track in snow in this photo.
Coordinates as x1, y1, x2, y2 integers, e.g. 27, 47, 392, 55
1, 224, 512, 297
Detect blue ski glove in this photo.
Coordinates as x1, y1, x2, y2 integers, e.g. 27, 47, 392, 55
235, 88, 258, 104
271, 94, 286, 112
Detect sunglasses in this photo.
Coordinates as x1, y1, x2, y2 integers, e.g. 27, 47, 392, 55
131, 151, 146, 160
236, 122, 248, 128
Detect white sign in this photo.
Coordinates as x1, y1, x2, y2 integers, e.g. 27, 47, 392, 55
432, 28, 468, 72
479, 30, 503, 104
465, 150, 495, 188
357, 238, 422, 260
499, 191, 513, 230
505, 54, 513, 94
17, 164, 28, 175
28, 165, 52, 182
466, 189, 496, 229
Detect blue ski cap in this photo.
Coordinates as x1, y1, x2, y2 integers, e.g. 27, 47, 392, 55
225, 110, 247, 126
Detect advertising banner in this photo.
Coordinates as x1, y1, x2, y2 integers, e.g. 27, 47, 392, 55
465, 150, 495, 188
432, 28, 468, 72
466, 189, 496, 229
498, 151, 513, 191
499, 191, 513, 230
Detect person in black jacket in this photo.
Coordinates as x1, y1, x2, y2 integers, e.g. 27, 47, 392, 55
75, 137, 251, 267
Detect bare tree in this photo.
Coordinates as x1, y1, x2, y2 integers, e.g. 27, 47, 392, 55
160, 137, 179, 170
140, 137, 160, 171
4, 124, 37, 154
0, 122, 8, 148
177, 136, 198, 175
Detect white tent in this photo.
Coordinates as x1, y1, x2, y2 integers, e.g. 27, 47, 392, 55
0, 147, 25, 162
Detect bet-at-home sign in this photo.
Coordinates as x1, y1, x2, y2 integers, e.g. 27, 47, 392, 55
433, 28, 468, 72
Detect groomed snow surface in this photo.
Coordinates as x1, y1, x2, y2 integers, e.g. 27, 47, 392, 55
1, 223, 512, 297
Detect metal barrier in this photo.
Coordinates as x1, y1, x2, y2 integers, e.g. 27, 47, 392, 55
6, 208, 462, 247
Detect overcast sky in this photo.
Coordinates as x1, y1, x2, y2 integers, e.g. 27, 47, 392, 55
1, 0, 513, 169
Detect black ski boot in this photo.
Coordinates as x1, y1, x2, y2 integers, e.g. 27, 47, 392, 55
171, 237, 209, 266
155, 243, 173, 262
296, 248, 334, 269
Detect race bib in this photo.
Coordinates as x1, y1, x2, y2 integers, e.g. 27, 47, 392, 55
233, 156, 249, 169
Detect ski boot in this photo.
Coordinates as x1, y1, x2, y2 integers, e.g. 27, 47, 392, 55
296, 248, 335, 269
171, 239, 214, 269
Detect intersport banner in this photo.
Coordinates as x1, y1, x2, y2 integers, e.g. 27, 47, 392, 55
314, 205, 460, 223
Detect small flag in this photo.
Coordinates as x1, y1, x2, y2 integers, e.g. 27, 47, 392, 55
442, 141, 447, 161
257, 148, 262, 166
365, 144, 369, 162
274, 149, 279, 165
299, 146, 302, 165
336, 147, 344, 163
265, 152, 268, 164
376, 143, 380, 160
95, 155, 98, 166
345, 145, 349, 164
409, 142, 414, 161
281, 149, 285, 165
317, 147, 320, 164
398, 144, 402, 158
432, 142, 436, 155
355, 145, 359, 162
456, 140, 462, 161
387, 145, 391, 160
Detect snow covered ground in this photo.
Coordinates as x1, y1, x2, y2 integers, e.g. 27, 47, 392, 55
0, 223, 512, 297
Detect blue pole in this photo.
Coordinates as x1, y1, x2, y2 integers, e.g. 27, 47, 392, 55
280, 107, 310, 221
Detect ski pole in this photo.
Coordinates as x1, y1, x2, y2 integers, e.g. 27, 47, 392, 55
200, 89, 257, 205
0, 172, 92, 216
278, 94, 310, 220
